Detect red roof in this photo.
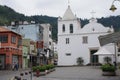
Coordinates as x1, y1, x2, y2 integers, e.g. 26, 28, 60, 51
0, 27, 21, 36
0, 27, 10, 32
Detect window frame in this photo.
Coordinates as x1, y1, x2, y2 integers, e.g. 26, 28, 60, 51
82, 36, 88, 44
66, 38, 70, 44
70, 24, 73, 33
11, 36, 16, 44
0, 35, 8, 43
62, 24, 65, 32
66, 53, 71, 56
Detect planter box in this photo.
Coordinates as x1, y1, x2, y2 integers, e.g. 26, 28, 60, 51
46, 70, 51, 74
102, 71, 116, 76
50, 68, 55, 72
40, 71, 47, 76
33, 71, 46, 76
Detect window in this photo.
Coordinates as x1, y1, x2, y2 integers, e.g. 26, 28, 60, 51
49, 42, 51, 45
21, 27, 23, 29
49, 27, 52, 31
11, 36, 16, 43
66, 38, 69, 44
62, 24, 65, 32
18, 38, 22, 47
0, 35, 8, 43
49, 34, 52, 38
66, 53, 71, 56
70, 24, 73, 33
118, 48, 120, 52
82, 36, 88, 44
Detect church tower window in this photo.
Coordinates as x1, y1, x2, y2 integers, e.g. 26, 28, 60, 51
62, 24, 65, 32
82, 36, 88, 44
66, 38, 69, 44
70, 24, 73, 33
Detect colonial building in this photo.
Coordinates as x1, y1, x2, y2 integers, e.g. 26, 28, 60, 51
7, 23, 54, 65
0, 27, 22, 69
57, 5, 115, 66
40, 23, 54, 64
22, 39, 37, 67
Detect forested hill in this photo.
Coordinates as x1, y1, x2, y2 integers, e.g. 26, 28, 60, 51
0, 5, 120, 41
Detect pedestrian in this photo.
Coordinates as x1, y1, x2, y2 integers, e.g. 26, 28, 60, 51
13, 62, 18, 71
12, 62, 16, 71
15, 63, 19, 71
16, 63, 19, 70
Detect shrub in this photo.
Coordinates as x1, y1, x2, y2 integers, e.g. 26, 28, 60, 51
32, 66, 38, 72
46, 65, 50, 70
76, 57, 84, 65
39, 66, 46, 72
101, 64, 116, 72
103, 57, 112, 63
32, 64, 55, 72
32, 65, 46, 72
46, 64, 55, 70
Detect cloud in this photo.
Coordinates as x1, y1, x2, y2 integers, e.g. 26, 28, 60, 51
0, 0, 120, 18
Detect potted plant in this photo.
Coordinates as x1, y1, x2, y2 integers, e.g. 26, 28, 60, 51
103, 57, 112, 63
101, 64, 116, 76
76, 57, 84, 66
32, 65, 46, 76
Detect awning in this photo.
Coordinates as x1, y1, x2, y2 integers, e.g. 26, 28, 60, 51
94, 47, 114, 56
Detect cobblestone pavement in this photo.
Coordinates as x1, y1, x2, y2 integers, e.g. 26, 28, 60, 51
0, 66, 120, 80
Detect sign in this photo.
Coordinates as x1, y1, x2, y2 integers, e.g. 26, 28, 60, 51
99, 31, 120, 46
36, 41, 44, 48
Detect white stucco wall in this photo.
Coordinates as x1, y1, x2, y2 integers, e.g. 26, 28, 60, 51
57, 17, 115, 66
58, 32, 115, 65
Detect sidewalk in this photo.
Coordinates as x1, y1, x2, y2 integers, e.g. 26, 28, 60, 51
0, 68, 31, 80
40, 66, 120, 80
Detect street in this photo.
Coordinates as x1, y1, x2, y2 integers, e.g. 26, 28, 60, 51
0, 66, 120, 80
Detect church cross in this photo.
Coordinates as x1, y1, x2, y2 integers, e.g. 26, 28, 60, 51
91, 11, 96, 18
68, 0, 70, 6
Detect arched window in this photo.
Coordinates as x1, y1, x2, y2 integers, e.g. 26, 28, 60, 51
70, 24, 73, 33
62, 24, 65, 32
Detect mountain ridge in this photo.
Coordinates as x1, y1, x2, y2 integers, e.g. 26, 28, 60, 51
0, 5, 120, 41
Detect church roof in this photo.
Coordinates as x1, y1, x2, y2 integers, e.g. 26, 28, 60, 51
62, 6, 77, 20
81, 18, 113, 33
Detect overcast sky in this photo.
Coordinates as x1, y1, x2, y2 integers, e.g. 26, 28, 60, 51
0, 0, 120, 19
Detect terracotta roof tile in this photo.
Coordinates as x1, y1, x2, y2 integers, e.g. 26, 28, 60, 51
0, 27, 10, 32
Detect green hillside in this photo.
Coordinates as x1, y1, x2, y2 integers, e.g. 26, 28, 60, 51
0, 5, 120, 41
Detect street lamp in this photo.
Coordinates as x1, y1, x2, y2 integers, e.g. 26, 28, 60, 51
110, 0, 120, 12
27, 54, 32, 80
109, 0, 120, 69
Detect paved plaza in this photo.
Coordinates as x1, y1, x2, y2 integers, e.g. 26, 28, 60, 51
0, 66, 120, 80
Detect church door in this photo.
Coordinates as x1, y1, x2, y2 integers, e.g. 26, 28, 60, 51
90, 50, 99, 65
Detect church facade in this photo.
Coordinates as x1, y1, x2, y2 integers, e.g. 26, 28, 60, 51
57, 5, 115, 66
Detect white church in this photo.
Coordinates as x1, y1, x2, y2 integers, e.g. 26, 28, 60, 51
57, 5, 116, 66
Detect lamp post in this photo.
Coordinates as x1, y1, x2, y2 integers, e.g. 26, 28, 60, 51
110, 0, 120, 12
27, 54, 32, 80
109, 0, 119, 69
